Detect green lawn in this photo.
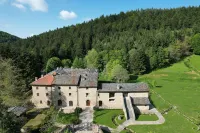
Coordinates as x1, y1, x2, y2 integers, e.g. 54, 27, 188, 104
126, 55, 200, 133
56, 112, 78, 124
135, 114, 158, 121
115, 114, 126, 125
93, 109, 124, 128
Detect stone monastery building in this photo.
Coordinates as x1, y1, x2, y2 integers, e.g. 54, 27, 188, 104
31, 68, 150, 113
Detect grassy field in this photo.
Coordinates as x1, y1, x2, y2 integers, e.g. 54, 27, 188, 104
93, 109, 124, 128
126, 55, 200, 133
135, 114, 158, 121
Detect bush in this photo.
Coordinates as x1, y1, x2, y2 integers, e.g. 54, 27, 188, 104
75, 107, 82, 116
70, 118, 81, 125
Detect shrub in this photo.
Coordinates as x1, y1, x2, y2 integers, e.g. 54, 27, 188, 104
75, 107, 82, 116
70, 118, 81, 125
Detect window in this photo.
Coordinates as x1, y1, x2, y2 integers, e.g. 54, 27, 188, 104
109, 99, 115, 102
40, 100, 42, 104
109, 93, 115, 98
86, 87, 88, 90
86, 93, 89, 97
58, 100, 62, 106
59, 92, 61, 96
36, 87, 38, 90
58, 87, 61, 90
69, 101, 73, 106
37, 93, 39, 96
99, 101, 103, 107
69, 87, 71, 89
46, 93, 49, 96
98, 93, 100, 97
47, 101, 50, 106
69, 93, 71, 96
86, 100, 90, 106
45, 87, 48, 90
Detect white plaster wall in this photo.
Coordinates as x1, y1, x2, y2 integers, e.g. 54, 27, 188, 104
134, 105, 149, 111
128, 92, 149, 98
78, 87, 97, 109
58, 86, 78, 109
97, 92, 123, 109
32, 86, 52, 108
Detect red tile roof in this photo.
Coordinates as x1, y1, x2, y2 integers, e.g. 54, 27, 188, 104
31, 74, 54, 86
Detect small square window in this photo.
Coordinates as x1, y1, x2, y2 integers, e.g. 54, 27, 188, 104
59, 92, 61, 96
109, 99, 115, 102
69, 93, 71, 96
58, 87, 61, 90
46, 93, 49, 96
69, 87, 71, 89
40, 100, 42, 104
45, 87, 48, 90
98, 93, 100, 97
37, 93, 39, 96
86, 87, 88, 90
36, 87, 38, 90
109, 93, 115, 98
86, 93, 89, 97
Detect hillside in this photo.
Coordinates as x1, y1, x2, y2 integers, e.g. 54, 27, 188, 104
0, 31, 20, 43
1, 6, 200, 90
127, 55, 200, 133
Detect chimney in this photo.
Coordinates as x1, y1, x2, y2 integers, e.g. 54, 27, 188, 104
52, 72, 57, 76
117, 84, 121, 90
35, 77, 38, 81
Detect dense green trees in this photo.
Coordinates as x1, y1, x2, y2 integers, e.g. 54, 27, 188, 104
111, 64, 129, 82
0, 6, 200, 85
85, 49, 99, 69
46, 57, 62, 72
72, 57, 85, 68
0, 58, 26, 106
129, 49, 149, 74
191, 33, 200, 55
62, 59, 72, 68
0, 31, 20, 43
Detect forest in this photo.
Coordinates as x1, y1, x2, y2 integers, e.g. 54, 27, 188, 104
1, 6, 200, 102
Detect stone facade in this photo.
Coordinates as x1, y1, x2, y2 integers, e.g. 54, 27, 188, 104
31, 68, 150, 113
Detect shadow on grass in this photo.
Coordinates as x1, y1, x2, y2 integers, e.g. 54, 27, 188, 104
149, 94, 156, 109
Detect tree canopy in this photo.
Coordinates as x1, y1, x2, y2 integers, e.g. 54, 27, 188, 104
191, 33, 200, 55
46, 57, 62, 72
85, 49, 99, 69
111, 64, 129, 82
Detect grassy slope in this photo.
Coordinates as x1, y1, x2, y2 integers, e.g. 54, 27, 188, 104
127, 55, 200, 133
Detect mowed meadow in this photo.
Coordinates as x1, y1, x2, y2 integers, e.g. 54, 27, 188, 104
127, 55, 200, 133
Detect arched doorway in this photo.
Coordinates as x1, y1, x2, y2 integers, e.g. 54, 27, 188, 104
86, 100, 90, 106
99, 101, 102, 107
